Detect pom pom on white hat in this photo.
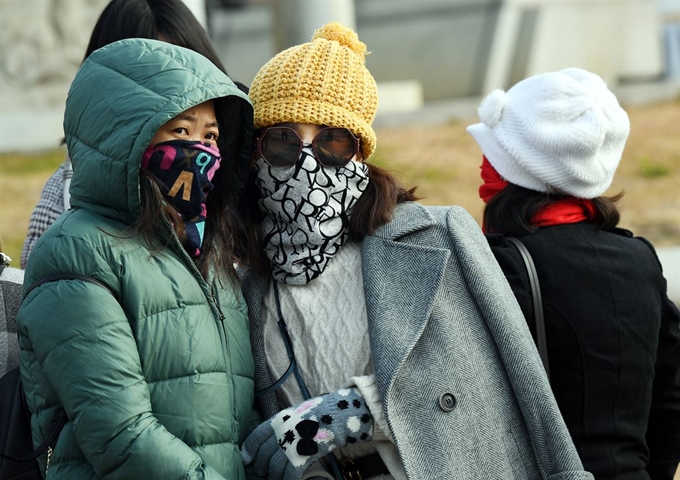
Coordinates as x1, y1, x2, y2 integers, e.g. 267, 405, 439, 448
466, 68, 630, 198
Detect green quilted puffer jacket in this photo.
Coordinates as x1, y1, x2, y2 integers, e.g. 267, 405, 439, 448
17, 39, 257, 479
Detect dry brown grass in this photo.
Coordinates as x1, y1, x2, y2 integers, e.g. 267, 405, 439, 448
372, 99, 680, 247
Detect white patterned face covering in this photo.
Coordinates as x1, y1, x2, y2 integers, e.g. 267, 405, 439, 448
255, 146, 370, 284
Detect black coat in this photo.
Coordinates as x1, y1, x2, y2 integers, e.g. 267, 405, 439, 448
488, 223, 680, 480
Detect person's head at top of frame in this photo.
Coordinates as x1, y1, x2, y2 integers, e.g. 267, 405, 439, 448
83, 0, 247, 92
245, 21, 418, 284
466, 67, 630, 235
64, 38, 254, 279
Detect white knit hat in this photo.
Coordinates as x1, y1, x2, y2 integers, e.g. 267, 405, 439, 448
467, 68, 630, 198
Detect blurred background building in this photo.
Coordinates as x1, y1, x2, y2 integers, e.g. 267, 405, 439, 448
0, 0, 679, 151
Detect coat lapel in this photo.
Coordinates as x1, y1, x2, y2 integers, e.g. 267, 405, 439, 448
362, 203, 449, 399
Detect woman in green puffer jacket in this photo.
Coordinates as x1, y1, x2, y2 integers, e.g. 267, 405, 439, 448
16, 38, 258, 479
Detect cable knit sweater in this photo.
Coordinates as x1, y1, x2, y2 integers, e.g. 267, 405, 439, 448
262, 242, 405, 480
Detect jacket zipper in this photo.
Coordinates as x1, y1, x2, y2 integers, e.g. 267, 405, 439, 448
166, 222, 236, 436
165, 224, 228, 333
45, 446, 53, 476
211, 286, 226, 321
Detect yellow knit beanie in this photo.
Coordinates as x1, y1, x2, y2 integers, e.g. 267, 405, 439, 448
249, 22, 379, 160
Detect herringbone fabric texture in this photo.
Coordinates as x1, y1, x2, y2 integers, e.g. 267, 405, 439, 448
0, 265, 23, 377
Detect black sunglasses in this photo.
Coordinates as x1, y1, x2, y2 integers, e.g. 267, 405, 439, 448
256, 126, 360, 168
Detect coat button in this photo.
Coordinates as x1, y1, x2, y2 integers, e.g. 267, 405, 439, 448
439, 392, 457, 412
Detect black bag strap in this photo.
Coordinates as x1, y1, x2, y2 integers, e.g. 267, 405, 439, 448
0, 410, 68, 463
2, 273, 117, 462
23, 273, 114, 301
505, 237, 550, 381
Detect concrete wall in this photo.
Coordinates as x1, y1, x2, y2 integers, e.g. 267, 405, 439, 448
484, 0, 665, 92
0, 0, 105, 112
213, 0, 665, 100
0, 0, 671, 152
0, 0, 106, 151
210, 0, 501, 100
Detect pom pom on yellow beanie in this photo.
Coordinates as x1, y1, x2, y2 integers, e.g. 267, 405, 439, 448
249, 22, 379, 160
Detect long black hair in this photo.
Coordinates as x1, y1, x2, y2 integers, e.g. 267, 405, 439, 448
85, 0, 249, 92
85, 0, 223, 69
483, 184, 622, 236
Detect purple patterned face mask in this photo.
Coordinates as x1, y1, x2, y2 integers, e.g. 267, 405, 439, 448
142, 139, 221, 257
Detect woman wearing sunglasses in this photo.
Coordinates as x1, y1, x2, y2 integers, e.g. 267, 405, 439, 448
239, 22, 593, 480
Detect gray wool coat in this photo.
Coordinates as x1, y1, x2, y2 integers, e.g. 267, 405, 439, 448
243, 201, 593, 480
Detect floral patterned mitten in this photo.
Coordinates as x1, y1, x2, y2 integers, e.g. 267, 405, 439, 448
242, 388, 374, 480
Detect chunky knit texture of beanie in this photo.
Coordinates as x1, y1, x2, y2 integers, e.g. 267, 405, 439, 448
249, 22, 379, 160
467, 68, 630, 199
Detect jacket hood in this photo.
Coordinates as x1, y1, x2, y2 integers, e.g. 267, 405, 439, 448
64, 38, 253, 223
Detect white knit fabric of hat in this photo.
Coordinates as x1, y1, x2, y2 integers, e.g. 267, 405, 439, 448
467, 67, 630, 199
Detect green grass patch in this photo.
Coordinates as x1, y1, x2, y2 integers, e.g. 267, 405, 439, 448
0, 148, 65, 264
639, 157, 670, 178
0, 148, 65, 175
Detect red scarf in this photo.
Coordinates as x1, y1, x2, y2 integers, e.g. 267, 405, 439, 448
479, 156, 598, 230
479, 156, 508, 203
533, 198, 598, 227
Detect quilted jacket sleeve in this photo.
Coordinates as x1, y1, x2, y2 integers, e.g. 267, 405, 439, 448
19, 276, 226, 479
